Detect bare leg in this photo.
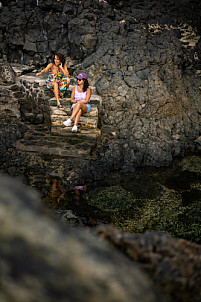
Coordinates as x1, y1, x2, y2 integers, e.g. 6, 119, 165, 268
74, 109, 82, 126
52, 82, 64, 109
70, 102, 88, 120
64, 102, 88, 129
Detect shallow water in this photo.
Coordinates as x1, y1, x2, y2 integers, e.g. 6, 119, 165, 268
44, 155, 201, 243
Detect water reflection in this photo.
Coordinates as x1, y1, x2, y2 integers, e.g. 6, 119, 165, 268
44, 178, 65, 209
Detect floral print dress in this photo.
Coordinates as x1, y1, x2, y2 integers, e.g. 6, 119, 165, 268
46, 71, 68, 97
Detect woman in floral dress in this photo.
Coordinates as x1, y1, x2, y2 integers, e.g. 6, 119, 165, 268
36, 52, 70, 110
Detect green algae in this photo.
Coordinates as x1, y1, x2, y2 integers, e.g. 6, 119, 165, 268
84, 183, 201, 243
83, 156, 201, 244
180, 155, 201, 173
84, 185, 141, 222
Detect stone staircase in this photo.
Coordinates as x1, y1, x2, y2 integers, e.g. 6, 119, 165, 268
11, 65, 101, 160
14, 124, 97, 159
49, 90, 101, 141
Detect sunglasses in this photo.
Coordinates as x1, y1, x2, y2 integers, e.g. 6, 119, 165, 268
77, 78, 83, 81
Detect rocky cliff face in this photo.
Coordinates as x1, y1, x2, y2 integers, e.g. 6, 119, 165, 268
0, 0, 201, 172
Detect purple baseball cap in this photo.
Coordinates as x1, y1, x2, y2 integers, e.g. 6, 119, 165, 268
77, 73, 87, 79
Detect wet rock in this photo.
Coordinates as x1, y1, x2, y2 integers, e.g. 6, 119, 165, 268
61, 210, 86, 227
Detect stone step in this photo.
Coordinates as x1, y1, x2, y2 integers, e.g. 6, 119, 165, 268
51, 115, 98, 128
11, 64, 97, 92
40, 85, 97, 96
19, 73, 97, 94
9, 66, 101, 158
51, 126, 100, 141
13, 126, 97, 159
14, 140, 95, 159
11, 64, 36, 76
48, 95, 101, 106
49, 105, 98, 118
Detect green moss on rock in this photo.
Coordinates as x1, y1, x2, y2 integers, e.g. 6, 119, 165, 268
84, 165, 201, 244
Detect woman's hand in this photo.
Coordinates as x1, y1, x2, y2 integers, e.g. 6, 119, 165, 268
59, 64, 64, 71
61, 64, 69, 77
36, 72, 41, 77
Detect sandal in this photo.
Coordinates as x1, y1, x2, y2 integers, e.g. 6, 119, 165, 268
57, 104, 64, 110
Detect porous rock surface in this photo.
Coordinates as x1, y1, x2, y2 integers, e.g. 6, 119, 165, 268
95, 223, 201, 302
0, 171, 166, 302
0, 0, 201, 173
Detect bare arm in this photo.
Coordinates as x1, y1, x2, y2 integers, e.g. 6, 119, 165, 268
36, 63, 52, 77
80, 88, 91, 104
70, 87, 76, 103
59, 63, 69, 78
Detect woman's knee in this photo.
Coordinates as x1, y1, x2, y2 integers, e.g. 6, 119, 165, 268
52, 82, 58, 88
76, 102, 81, 109
81, 103, 88, 112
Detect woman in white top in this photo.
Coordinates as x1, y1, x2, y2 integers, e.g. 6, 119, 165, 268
63, 73, 91, 132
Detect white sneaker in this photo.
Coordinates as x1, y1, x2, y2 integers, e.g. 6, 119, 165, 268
72, 125, 78, 132
63, 119, 71, 127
